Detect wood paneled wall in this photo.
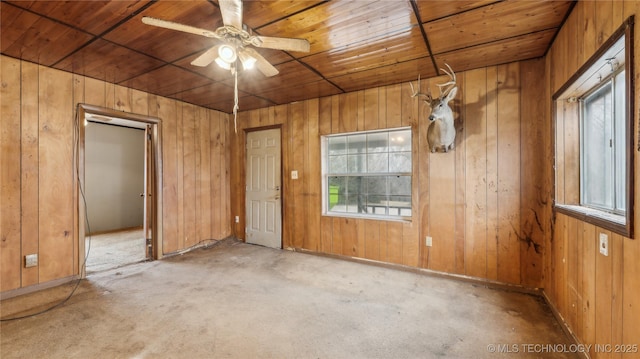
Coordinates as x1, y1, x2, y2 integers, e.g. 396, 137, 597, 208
152, 95, 231, 254
0, 55, 231, 293
546, 1, 640, 357
229, 59, 550, 287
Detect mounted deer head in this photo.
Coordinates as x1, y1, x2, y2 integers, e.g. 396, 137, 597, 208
410, 64, 458, 153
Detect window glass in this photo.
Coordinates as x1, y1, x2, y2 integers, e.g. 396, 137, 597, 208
367, 153, 388, 172
580, 68, 626, 215
347, 134, 366, 154
582, 83, 614, 209
328, 136, 346, 155
367, 132, 388, 153
389, 130, 412, 152
328, 154, 347, 174
323, 128, 412, 219
389, 152, 412, 172
347, 154, 366, 173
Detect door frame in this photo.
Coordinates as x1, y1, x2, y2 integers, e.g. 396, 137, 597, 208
243, 125, 283, 248
76, 104, 163, 277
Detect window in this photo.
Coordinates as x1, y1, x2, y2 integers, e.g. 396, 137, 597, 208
581, 70, 626, 214
322, 128, 412, 220
553, 18, 634, 238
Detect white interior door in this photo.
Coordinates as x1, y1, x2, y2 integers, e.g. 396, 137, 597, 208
245, 129, 282, 248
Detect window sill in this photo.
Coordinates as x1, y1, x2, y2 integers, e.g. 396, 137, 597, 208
554, 204, 631, 238
322, 213, 412, 223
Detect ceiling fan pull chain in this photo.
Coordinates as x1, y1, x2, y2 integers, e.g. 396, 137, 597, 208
233, 64, 239, 134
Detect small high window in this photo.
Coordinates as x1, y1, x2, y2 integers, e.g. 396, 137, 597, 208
322, 128, 412, 220
553, 18, 634, 238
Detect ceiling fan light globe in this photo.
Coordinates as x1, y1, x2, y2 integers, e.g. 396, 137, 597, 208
243, 58, 256, 70
238, 51, 257, 70
218, 44, 237, 63
215, 57, 231, 70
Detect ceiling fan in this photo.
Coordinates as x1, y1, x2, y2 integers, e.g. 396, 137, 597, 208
141, 0, 311, 77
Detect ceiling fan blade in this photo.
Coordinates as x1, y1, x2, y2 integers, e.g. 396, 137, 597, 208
243, 48, 279, 77
252, 35, 310, 53
219, 0, 243, 29
142, 17, 220, 38
191, 46, 220, 67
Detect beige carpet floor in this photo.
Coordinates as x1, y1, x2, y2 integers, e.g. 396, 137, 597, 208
1, 239, 577, 358
85, 228, 147, 273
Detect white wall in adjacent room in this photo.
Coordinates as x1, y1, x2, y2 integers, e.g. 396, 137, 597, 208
85, 122, 145, 233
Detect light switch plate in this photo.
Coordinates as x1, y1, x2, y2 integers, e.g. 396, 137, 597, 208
599, 233, 608, 256
291, 170, 299, 179
25, 254, 38, 268
426, 236, 433, 247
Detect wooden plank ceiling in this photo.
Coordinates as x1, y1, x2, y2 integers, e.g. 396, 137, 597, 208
1, 0, 573, 113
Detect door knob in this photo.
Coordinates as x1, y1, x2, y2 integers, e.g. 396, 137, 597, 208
140, 193, 144, 197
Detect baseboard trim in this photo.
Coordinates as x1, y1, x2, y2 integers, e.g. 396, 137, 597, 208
1, 236, 235, 300
541, 290, 590, 359
86, 225, 143, 236
162, 235, 236, 259
0, 275, 79, 301
290, 247, 541, 296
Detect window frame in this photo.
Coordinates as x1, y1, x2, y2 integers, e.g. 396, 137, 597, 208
321, 127, 413, 221
579, 68, 625, 214
552, 17, 635, 238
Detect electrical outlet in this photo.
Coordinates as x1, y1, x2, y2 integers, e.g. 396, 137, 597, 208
599, 233, 608, 256
235, 216, 240, 223
426, 236, 433, 247
25, 254, 38, 268
291, 170, 299, 179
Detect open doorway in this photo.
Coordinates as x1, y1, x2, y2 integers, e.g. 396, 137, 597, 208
84, 121, 146, 273
77, 104, 162, 277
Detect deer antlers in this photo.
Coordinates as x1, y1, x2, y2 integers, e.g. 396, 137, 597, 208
409, 74, 428, 101
436, 63, 456, 98
410, 63, 456, 101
